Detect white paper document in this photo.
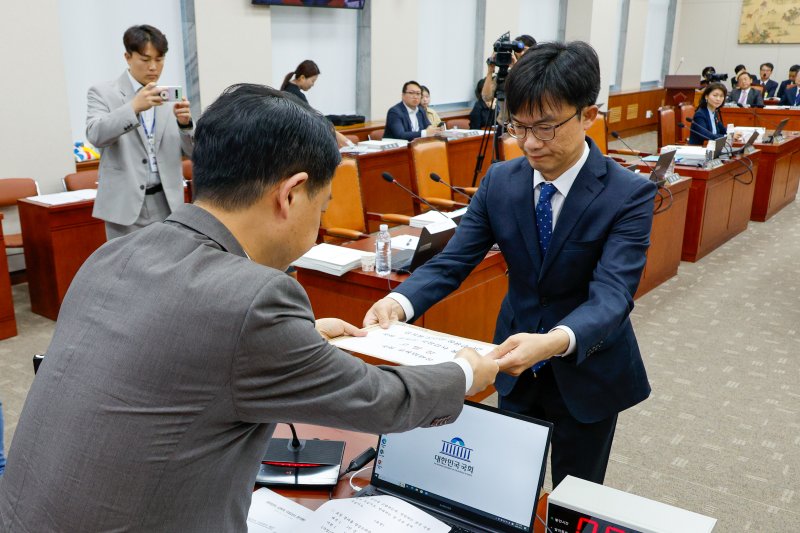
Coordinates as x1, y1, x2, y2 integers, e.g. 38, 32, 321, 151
390, 234, 419, 251
330, 322, 496, 365
247, 488, 448, 533
27, 189, 97, 205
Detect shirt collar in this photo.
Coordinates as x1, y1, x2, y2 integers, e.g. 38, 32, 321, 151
403, 103, 418, 114
532, 141, 591, 197
127, 70, 144, 93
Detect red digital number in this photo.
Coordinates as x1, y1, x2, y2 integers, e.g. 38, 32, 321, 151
576, 517, 598, 533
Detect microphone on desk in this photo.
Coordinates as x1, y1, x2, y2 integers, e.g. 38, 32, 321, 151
680, 122, 754, 185
381, 172, 451, 221
682, 118, 732, 155
429, 172, 472, 202
257, 423, 346, 488
610, 131, 656, 172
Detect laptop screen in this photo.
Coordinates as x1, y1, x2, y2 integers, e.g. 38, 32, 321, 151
369, 401, 552, 532
650, 150, 676, 183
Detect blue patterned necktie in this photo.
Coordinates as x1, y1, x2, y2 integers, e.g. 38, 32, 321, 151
536, 182, 558, 255
531, 182, 558, 375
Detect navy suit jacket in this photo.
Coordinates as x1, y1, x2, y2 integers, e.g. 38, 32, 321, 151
760, 79, 778, 98
394, 138, 656, 423
384, 102, 431, 141
688, 106, 726, 146
776, 79, 794, 100
780, 85, 800, 106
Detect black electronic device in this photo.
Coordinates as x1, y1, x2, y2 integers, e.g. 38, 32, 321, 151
256, 423, 345, 488
764, 118, 789, 144
393, 223, 457, 273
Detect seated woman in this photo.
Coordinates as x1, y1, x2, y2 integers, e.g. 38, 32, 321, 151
420, 86, 442, 127
689, 82, 727, 146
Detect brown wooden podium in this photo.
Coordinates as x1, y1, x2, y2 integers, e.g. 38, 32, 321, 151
664, 75, 701, 107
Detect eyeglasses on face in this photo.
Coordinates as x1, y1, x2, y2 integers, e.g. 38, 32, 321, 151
506, 109, 581, 142
404, 91, 422, 96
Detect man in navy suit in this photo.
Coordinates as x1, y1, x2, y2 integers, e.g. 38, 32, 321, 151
776, 65, 799, 100
383, 81, 442, 140
757, 62, 779, 98
364, 41, 656, 487
780, 81, 800, 106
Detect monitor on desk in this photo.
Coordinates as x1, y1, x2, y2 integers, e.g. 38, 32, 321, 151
764, 118, 789, 144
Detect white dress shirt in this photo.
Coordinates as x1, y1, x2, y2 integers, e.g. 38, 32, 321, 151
404, 103, 428, 137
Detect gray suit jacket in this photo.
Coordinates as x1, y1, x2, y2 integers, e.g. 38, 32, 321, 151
0, 205, 465, 532
727, 88, 764, 107
86, 71, 194, 225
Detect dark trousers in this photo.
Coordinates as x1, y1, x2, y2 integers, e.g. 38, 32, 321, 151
499, 365, 617, 488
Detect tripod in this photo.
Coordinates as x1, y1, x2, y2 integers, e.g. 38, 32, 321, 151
471, 65, 510, 188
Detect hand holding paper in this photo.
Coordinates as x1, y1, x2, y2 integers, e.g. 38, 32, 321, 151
489, 329, 570, 375
362, 297, 407, 328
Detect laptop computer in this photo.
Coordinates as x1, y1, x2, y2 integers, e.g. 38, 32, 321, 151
728, 130, 759, 156
357, 401, 553, 532
392, 222, 457, 273
708, 135, 726, 159
764, 118, 789, 144
648, 149, 676, 185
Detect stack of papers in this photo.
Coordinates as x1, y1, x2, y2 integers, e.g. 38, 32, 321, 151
27, 189, 97, 206
661, 145, 707, 166
292, 243, 369, 276
439, 129, 485, 139
357, 139, 405, 151
409, 207, 467, 228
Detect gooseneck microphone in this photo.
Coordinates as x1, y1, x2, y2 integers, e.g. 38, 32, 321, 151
609, 131, 673, 214
429, 173, 472, 202
680, 122, 753, 185
610, 131, 656, 172
381, 172, 450, 220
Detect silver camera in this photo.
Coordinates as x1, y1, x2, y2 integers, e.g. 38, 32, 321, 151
158, 86, 183, 102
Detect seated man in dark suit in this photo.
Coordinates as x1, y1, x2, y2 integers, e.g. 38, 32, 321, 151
0, 85, 500, 532
780, 80, 800, 106
365, 41, 657, 488
757, 62, 779, 98
728, 72, 764, 107
776, 64, 799, 100
384, 80, 443, 140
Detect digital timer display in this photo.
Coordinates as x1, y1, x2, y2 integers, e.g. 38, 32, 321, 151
547, 503, 645, 533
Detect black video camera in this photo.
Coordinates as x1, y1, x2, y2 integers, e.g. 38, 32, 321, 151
708, 72, 729, 82
488, 32, 525, 68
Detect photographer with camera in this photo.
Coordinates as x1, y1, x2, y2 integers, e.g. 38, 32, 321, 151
701, 67, 728, 87
480, 34, 536, 108
87, 25, 194, 240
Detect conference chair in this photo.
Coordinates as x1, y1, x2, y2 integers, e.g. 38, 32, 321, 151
368, 128, 384, 141
499, 135, 524, 160
587, 114, 609, 153
0, 178, 39, 249
445, 118, 470, 130
678, 104, 695, 144
182, 159, 193, 180
318, 158, 409, 243
409, 139, 473, 211
344, 134, 360, 145
62, 170, 98, 191
657, 106, 678, 149
693, 90, 703, 109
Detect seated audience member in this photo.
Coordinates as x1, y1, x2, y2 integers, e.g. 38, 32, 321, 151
481, 34, 537, 106
420, 85, 442, 127
776, 64, 800, 100
281, 60, 351, 147
731, 64, 746, 90
469, 78, 495, 130
384, 81, 442, 140
700, 65, 717, 86
758, 62, 778, 97
0, 84, 500, 532
728, 72, 764, 107
780, 76, 800, 106
689, 82, 727, 146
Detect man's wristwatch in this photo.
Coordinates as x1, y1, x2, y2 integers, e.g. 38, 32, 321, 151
178, 119, 193, 130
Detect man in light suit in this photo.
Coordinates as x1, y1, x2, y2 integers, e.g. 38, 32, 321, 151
0, 85, 499, 532
728, 72, 764, 107
365, 41, 656, 488
87, 25, 194, 240
384, 81, 443, 140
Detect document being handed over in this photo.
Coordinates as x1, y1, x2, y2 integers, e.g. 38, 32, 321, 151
330, 322, 495, 366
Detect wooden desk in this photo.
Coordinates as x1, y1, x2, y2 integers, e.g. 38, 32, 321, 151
0, 214, 18, 339
445, 134, 493, 188
335, 110, 472, 141
274, 423, 549, 532
295, 226, 507, 344
677, 153, 760, 262
746, 134, 800, 221
635, 176, 691, 298
19, 198, 107, 320
720, 106, 800, 130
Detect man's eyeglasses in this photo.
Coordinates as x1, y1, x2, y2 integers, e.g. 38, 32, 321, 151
506, 109, 581, 142
404, 91, 422, 96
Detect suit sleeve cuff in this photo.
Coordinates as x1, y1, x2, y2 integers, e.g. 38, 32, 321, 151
451, 357, 473, 394
420, 130, 428, 138
551, 325, 576, 356
387, 292, 415, 322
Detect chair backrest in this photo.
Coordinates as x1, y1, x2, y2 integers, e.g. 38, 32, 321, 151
63, 171, 98, 191
657, 106, 677, 149
586, 114, 608, 154
678, 104, 695, 143
410, 139, 453, 204
182, 159, 193, 180
445, 118, 470, 130
368, 128, 384, 141
0, 178, 38, 207
320, 158, 367, 236
693, 90, 703, 108
500, 135, 524, 160
345, 134, 360, 144
751, 84, 764, 93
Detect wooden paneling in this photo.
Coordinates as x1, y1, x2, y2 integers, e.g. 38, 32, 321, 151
607, 88, 665, 135
345, 149, 416, 232
445, 134, 492, 188
0, 214, 17, 339
747, 134, 800, 221
719, 108, 800, 130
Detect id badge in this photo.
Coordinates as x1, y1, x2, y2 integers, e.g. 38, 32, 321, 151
146, 136, 158, 173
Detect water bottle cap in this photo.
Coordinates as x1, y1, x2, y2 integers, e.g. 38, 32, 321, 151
379, 224, 388, 232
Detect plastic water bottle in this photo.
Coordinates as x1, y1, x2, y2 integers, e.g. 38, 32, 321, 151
375, 224, 392, 276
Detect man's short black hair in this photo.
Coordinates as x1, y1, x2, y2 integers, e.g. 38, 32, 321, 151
734, 64, 746, 74
505, 41, 599, 117
123, 25, 168, 56
192, 84, 341, 210
791, 64, 800, 73
760, 62, 774, 71
402, 81, 422, 93
514, 34, 537, 48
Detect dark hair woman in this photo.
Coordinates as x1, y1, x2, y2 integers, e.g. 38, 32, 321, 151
688, 82, 727, 146
280, 60, 321, 105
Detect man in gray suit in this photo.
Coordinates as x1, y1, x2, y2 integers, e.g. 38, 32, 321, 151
0, 84, 499, 532
727, 71, 765, 108
87, 25, 194, 239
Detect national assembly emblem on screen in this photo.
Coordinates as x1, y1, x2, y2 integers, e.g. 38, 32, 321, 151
434, 437, 475, 476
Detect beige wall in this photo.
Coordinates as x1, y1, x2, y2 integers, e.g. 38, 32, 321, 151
195, 0, 272, 110
621, 0, 649, 91
672, 0, 800, 83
